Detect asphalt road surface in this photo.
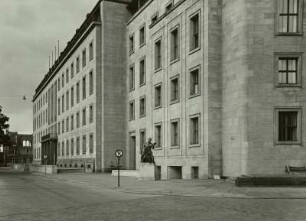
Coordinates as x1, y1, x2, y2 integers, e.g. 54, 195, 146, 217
1, 169, 306, 221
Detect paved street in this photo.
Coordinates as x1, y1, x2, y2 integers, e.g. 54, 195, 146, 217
1, 168, 306, 221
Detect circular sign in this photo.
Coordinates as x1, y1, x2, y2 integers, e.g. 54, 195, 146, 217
115, 149, 123, 158
44, 154, 48, 159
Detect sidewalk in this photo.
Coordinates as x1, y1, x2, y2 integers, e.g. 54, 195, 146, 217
32, 172, 306, 199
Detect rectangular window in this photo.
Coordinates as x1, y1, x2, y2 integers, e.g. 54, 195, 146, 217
139, 58, 146, 85
165, 1, 173, 12
71, 115, 74, 131
82, 135, 86, 155
66, 91, 69, 110
278, 57, 298, 84
58, 122, 61, 135
190, 13, 199, 51
62, 73, 64, 88
129, 100, 135, 120
278, 0, 301, 34
76, 56, 80, 73
62, 120, 64, 134
76, 82, 80, 103
58, 78, 60, 91
89, 71, 93, 95
170, 77, 179, 102
89, 42, 94, 60
82, 76, 86, 99
71, 63, 74, 79
71, 139, 74, 156
82, 49, 86, 67
278, 111, 298, 142
57, 98, 61, 115
76, 112, 80, 128
89, 134, 94, 154
170, 27, 179, 61
129, 64, 135, 91
155, 84, 162, 108
151, 12, 158, 24
66, 140, 69, 156
171, 120, 179, 147
190, 68, 200, 96
140, 129, 146, 149
82, 108, 86, 126
155, 39, 162, 70
88, 105, 93, 123
66, 69, 69, 83
62, 141, 64, 156
155, 124, 162, 148
139, 25, 145, 46
66, 117, 69, 132
71, 86, 74, 107
76, 137, 80, 155
190, 116, 199, 145
62, 95, 65, 113
58, 142, 61, 157
129, 34, 134, 54
140, 96, 146, 117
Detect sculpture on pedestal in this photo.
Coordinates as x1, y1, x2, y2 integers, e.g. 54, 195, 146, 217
140, 138, 156, 163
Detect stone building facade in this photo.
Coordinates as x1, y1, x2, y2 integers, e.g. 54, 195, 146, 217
33, 0, 306, 178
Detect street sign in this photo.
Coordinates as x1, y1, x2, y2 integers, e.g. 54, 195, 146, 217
115, 149, 123, 188
115, 149, 123, 158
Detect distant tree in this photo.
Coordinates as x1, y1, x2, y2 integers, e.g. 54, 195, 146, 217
0, 106, 10, 146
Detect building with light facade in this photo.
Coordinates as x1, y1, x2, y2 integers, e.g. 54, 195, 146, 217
34, 0, 306, 178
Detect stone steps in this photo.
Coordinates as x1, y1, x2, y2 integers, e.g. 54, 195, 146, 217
57, 168, 85, 174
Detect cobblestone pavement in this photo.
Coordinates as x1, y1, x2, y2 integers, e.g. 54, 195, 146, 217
1, 168, 306, 221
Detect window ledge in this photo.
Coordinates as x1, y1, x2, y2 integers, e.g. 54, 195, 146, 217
139, 82, 146, 87
139, 43, 146, 49
170, 100, 180, 105
129, 51, 135, 56
129, 118, 135, 121
154, 68, 162, 73
170, 145, 180, 149
275, 84, 302, 88
139, 115, 145, 118
129, 88, 135, 92
189, 144, 200, 148
276, 32, 303, 37
170, 58, 180, 65
275, 141, 301, 146
154, 147, 162, 151
189, 93, 201, 99
154, 105, 162, 110
189, 47, 201, 55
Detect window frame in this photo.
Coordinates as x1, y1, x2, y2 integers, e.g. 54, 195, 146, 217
189, 11, 201, 53
139, 23, 146, 48
189, 114, 201, 147
170, 119, 180, 148
89, 41, 94, 61
129, 100, 135, 121
170, 25, 180, 63
154, 37, 162, 71
189, 66, 201, 98
274, 107, 302, 145
82, 48, 87, 67
129, 64, 135, 91
276, 0, 303, 36
170, 75, 180, 104
154, 83, 162, 109
129, 34, 135, 55
139, 56, 146, 86
139, 95, 146, 118
154, 122, 162, 149
274, 52, 302, 87
139, 129, 146, 149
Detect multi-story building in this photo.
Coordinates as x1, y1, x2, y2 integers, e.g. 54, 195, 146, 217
33, 0, 306, 178
33, 0, 130, 172
4, 131, 33, 166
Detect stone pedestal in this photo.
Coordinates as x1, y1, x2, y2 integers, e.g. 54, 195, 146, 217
139, 163, 155, 181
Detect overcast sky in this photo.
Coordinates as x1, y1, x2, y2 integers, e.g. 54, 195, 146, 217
0, 0, 97, 134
